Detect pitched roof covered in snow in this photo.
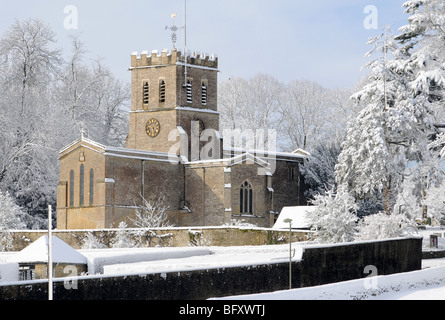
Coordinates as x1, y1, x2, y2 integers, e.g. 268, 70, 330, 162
273, 206, 317, 230
8, 235, 87, 265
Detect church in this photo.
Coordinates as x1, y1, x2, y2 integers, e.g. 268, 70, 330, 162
56, 48, 308, 230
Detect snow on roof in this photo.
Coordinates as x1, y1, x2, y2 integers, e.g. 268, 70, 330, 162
273, 206, 317, 230
8, 236, 87, 265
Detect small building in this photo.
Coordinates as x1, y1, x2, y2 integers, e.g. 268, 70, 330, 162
273, 206, 317, 230
8, 235, 88, 280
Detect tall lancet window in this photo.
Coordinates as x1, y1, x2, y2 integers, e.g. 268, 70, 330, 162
69, 170, 74, 207
240, 181, 253, 214
89, 168, 94, 205
186, 80, 192, 104
79, 164, 84, 206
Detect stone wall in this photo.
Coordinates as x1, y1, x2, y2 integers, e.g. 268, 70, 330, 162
4, 227, 309, 251
0, 237, 422, 300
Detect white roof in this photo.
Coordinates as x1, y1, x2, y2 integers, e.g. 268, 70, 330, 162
8, 235, 87, 265
273, 206, 317, 230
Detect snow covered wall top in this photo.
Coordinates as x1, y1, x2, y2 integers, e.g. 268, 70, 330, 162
130, 48, 218, 70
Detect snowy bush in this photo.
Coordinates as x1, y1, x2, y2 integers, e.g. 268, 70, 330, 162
110, 222, 137, 248
357, 212, 413, 241
0, 190, 26, 231
308, 188, 359, 244
81, 231, 108, 249
0, 190, 27, 251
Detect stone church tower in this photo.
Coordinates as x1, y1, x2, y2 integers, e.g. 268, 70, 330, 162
127, 49, 220, 161
56, 48, 307, 230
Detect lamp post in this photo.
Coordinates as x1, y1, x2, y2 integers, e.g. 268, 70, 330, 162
48, 205, 53, 300
283, 218, 292, 289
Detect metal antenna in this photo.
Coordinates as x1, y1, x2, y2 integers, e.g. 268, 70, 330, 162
165, 12, 183, 49
184, 0, 188, 87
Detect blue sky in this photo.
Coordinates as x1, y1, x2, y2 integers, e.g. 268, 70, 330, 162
0, 1, 410, 89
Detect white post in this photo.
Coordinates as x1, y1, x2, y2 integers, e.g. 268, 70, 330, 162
48, 205, 53, 300
283, 218, 292, 289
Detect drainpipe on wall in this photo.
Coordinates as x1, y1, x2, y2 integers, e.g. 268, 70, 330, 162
202, 167, 206, 226
141, 160, 145, 200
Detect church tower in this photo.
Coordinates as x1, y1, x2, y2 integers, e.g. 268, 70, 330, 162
126, 48, 220, 160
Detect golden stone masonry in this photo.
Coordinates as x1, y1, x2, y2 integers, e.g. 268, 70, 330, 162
56, 48, 308, 229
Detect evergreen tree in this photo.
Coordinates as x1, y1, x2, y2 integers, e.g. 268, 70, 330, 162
335, 26, 409, 214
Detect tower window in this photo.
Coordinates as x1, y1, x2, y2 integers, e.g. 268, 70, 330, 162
143, 81, 149, 105
69, 170, 74, 207
186, 80, 192, 104
89, 168, 94, 205
201, 83, 207, 105
159, 80, 166, 103
79, 164, 84, 206
240, 181, 253, 214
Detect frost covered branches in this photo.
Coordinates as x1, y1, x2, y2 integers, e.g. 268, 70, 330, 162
308, 189, 359, 244
336, 12, 445, 217
308, 189, 414, 244
130, 195, 172, 229
0, 19, 130, 224
218, 75, 354, 153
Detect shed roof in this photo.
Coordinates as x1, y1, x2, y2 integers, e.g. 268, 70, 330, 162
273, 206, 317, 230
8, 235, 87, 265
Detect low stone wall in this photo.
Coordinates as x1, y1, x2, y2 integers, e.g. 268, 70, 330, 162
5, 227, 309, 251
0, 237, 422, 300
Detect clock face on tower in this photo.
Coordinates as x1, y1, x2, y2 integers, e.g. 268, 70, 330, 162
146, 118, 160, 138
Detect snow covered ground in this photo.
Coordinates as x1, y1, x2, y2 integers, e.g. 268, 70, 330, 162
217, 227, 445, 300
216, 258, 445, 300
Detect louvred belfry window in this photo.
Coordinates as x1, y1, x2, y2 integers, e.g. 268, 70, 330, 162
159, 80, 166, 103
143, 81, 149, 105
186, 80, 192, 104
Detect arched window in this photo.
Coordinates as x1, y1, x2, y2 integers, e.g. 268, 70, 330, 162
143, 81, 149, 105
79, 164, 84, 206
240, 181, 253, 214
159, 80, 166, 103
89, 168, 94, 205
186, 80, 192, 104
69, 170, 74, 207
201, 82, 207, 105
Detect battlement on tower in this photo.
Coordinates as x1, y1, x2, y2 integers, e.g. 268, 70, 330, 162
130, 48, 218, 69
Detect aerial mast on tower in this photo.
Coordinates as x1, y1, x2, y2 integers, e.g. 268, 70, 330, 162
165, 0, 188, 86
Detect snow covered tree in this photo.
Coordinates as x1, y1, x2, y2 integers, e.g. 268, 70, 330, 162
0, 190, 26, 231
300, 141, 341, 199
81, 231, 107, 249
218, 74, 282, 151
110, 222, 136, 248
56, 37, 130, 147
391, 0, 445, 220
0, 190, 27, 251
357, 211, 412, 241
0, 18, 62, 218
0, 19, 130, 226
130, 194, 172, 228
308, 188, 359, 244
335, 25, 432, 214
